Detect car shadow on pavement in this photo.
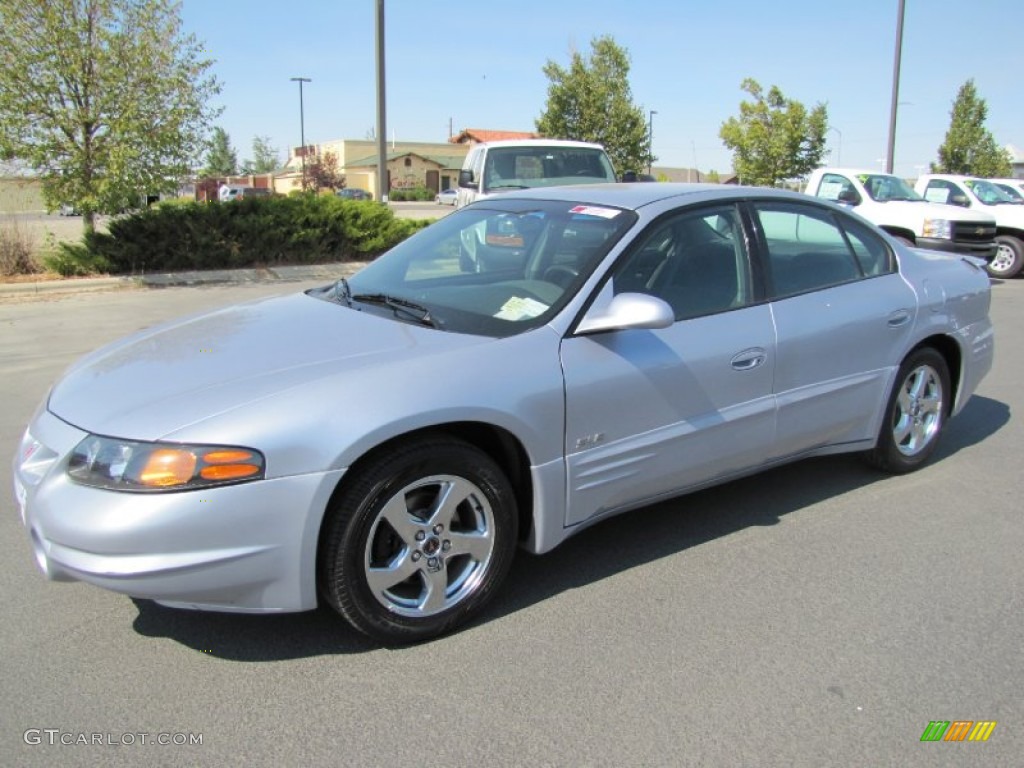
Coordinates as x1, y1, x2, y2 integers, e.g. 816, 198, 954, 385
129, 395, 1008, 659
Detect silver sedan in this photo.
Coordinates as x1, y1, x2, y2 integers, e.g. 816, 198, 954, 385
13, 184, 994, 643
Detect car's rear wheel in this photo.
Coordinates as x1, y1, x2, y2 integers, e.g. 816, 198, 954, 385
320, 435, 517, 643
988, 235, 1024, 278
865, 348, 950, 474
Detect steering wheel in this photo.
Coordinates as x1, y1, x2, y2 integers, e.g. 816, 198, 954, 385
543, 264, 579, 288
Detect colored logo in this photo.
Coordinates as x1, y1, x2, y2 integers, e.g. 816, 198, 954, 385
920, 721, 997, 742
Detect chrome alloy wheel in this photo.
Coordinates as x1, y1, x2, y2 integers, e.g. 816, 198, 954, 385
989, 242, 1016, 275
891, 363, 944, 457
363, 474, 496, 618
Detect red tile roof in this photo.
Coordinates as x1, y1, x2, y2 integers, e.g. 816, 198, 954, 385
449, 128, 539, 144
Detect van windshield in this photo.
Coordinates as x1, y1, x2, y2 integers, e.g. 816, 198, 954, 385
482, 147, 616, 193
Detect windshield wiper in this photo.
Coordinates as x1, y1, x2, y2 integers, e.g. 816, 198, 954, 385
487, 184, 529, 190
350, 293, 437, 327
330, 277, 353, 307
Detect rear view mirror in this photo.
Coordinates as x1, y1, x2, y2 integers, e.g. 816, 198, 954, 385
458, 169, 477, 190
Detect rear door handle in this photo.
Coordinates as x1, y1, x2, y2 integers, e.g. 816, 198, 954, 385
888, 309, 911, 327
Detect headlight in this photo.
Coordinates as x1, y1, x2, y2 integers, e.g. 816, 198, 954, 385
67, 436, 265, 492
922, 218, 952, 239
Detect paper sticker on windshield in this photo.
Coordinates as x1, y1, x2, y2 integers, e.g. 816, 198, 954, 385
495, 296, 548, 321
569, 205, 620, 219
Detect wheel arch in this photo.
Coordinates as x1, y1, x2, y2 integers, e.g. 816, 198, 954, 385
315, 421, 535, 595
907, 333, 961, 416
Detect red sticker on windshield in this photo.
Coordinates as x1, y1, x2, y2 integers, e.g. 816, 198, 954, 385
569, 205, 619, 219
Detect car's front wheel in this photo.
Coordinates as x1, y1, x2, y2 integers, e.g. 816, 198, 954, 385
320, 435, 518, 643
865, 348, 950, 474
988, 235, 1024, 278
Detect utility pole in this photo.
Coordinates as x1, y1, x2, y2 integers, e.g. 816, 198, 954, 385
290, 77, 311, 189
648, 110, 657, 175
376, 0, 388, 202
885, 0, 906, 174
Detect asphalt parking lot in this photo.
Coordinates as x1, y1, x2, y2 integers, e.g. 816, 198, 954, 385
1, 277, 1021, 767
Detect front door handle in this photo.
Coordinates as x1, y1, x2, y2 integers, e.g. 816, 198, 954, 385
731, 348, 767, 371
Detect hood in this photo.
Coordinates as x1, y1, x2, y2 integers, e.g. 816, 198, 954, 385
48, 291, 485, 440
883, 199, 996, 223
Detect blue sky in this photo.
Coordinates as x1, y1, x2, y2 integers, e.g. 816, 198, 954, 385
180, 0, 1022, 178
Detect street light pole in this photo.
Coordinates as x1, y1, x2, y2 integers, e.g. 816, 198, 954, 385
290, 77, 311, 189
828, 126, 843, 167
648, 110, 657, 176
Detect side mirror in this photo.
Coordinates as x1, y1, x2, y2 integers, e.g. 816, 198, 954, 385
458, 169, 477, 189
950, 193, 970, 207
621, 170, 638, 183
837, 189, 861, 205
575, 292, 675, 335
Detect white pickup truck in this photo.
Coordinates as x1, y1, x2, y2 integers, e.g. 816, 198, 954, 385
915, 174, 1024, 278
804, 168, 1000, 273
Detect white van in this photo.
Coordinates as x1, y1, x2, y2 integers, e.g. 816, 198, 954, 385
456, 139, 617, 209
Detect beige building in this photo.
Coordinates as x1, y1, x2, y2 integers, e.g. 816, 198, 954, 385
276, 138, 471, 197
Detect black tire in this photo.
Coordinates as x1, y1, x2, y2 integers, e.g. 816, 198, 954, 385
319, 435, 518, 643
987, 235, 1024, 278
864, 348, 950, 474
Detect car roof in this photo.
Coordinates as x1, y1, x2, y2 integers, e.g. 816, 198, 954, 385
474, 139, 606, 150
819, 168, 899, 177
488, 182, 814, 212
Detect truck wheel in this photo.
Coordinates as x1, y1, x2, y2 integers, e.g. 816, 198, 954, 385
988, 235, 1024, 278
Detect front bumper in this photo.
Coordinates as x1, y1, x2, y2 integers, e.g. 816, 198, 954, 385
13, 408, 344, 613
917, 237, 997, 260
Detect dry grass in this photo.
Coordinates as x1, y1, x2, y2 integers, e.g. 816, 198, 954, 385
0, 216, 42, 276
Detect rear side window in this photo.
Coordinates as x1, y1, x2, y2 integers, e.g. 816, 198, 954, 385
753, 202, 890, 298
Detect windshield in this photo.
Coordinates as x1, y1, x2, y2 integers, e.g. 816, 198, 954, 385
965, 179, 1018, 205
993, 182, 1024, 202
311, 199, 637, 337
857, 174, 923, 202
482, 147, 617, 193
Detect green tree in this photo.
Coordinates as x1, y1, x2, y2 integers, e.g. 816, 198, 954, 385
932, 79, 1011, 177
242, 135, 280, 174
719, 78, 828, 187
536, 35, 650, 175
0, 0, 220, 232
205, 127, 238, 177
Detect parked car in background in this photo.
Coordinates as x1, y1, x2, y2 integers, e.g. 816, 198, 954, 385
240, 187, 273, 199
804, 167, 998, 272
916, 173, 1024, 278
14, 184, 993, 643
337, 188, 372, 201
989, 178, 1024, 202
456, 139, 617, 208
435, 188, 458, 206
57, 203, 79, 216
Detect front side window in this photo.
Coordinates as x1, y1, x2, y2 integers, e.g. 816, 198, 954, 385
816, 173, 859, 204
921, 180, 963, 206
610, 205, 752, 320
312, 199, 637, 337
754, 203, 875, 298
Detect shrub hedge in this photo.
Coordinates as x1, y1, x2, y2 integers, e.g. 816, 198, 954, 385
389, 187, 435, 202
55, 195, 430, 275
